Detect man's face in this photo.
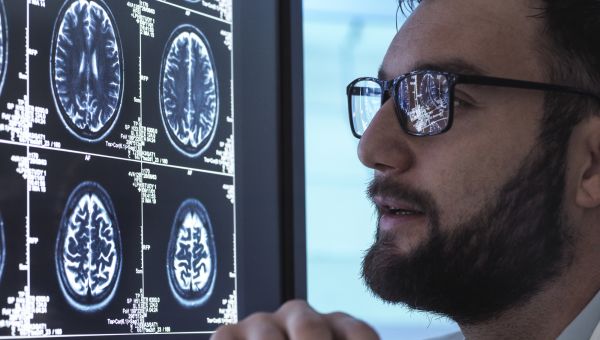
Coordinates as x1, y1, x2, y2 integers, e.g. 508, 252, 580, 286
359, 0, 574, 323
361, 0, 546, 255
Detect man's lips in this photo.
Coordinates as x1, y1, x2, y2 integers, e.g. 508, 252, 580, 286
373, 196, 425, 231
373, 195, 424, 215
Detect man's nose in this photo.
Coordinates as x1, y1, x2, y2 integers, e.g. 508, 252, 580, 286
357, 99, 414, 173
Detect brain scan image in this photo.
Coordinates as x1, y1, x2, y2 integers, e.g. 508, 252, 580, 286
50, 0, 124, 142
167, 199, 217, 307
55, 182, 122, 312
160, 25, 219, 158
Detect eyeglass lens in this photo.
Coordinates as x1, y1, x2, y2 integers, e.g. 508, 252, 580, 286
349, 80, 382, 136
349, 72, 451, 136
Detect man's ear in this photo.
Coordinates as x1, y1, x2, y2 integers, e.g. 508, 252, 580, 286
576, 115, 600, 209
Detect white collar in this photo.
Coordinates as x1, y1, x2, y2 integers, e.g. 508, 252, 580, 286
557, 289, 600, 340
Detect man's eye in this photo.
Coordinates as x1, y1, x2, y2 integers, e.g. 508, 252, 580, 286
454, 97, 473, 108
453, 90, 477, 109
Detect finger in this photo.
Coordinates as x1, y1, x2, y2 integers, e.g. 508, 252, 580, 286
325, 312, 380, 340
211, 324, 242, 340
242, 312, 288, 340
276, 300, 334, 340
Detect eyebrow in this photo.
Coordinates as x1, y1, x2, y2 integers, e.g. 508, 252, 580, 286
377, 58, 489, 80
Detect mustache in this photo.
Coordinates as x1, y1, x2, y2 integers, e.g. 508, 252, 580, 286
367, 176, 437, 215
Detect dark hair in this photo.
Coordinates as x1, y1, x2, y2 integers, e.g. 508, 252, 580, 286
396, 0, 600, 143
535, 0, 600, 145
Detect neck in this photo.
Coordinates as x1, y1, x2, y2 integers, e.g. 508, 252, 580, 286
459, 234, 600, 340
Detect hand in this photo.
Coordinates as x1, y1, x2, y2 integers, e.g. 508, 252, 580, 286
211, 300, 379, 340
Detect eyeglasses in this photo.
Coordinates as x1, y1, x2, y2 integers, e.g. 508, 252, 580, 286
346, 70, 600, 138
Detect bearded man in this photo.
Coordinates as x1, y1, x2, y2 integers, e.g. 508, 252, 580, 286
213, 0, 600, 338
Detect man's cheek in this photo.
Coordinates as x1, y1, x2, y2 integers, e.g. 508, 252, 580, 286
432, 172, 492, 228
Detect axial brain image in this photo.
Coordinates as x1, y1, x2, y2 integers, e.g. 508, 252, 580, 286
167, 199, 217, 307
55, 182, 122, 312
160, 25, 219, 158
51, 0, 124, 142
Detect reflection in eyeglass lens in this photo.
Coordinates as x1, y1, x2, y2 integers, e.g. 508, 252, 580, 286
399, 73, 449, 135
351, 80, 381, 134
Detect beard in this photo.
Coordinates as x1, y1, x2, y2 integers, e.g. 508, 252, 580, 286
361, 139, 575, 325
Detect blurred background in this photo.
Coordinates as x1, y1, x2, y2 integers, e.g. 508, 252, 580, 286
303, 0, 460, 338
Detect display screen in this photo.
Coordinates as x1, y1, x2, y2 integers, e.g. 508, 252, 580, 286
0, 0, 236, 337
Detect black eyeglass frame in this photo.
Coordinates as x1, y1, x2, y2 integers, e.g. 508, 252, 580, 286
346, 70, 600, 138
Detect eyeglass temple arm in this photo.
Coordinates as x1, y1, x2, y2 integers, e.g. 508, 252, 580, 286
456, 74, 600, 102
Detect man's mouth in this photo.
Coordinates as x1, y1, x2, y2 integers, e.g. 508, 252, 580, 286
374, 196, 425, 231
374, 196, 424, 216
384, 206, 423, 216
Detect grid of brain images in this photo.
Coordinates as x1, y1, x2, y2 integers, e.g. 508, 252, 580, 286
43, 0, 223, 314
55, 182, 122, 312
160, 24, 219, 158
50, 0, 124, 142
167, 199, 217, 307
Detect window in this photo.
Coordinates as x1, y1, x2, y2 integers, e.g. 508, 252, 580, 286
303, 1, 460, 338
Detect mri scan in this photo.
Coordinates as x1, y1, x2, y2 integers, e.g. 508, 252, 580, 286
55, 181, 122, 312
160, 25, 219, 158
50, 0, 124, 142
166, 199, 217, 307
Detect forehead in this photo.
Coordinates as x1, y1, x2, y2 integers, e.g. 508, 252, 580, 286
381, 0, 546, 81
